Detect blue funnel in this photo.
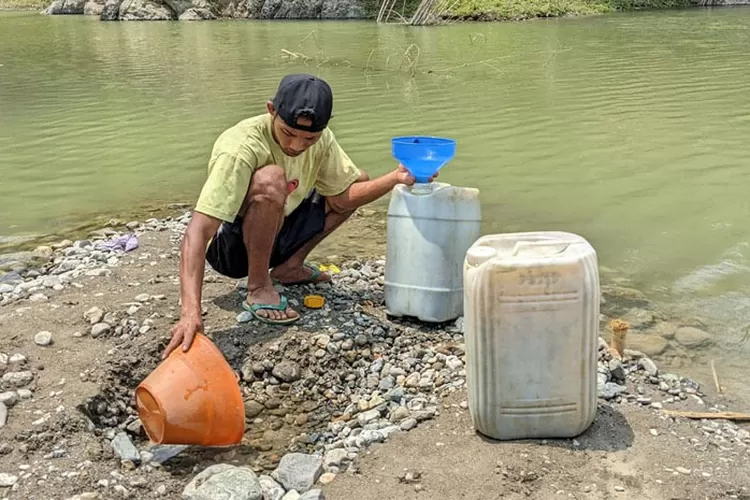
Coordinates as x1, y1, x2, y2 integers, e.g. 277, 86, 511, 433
392, 136, 456, 184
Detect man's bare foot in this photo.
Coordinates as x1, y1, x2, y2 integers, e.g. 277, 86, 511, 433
246, 284, 298, 321
270, 262, 331, 285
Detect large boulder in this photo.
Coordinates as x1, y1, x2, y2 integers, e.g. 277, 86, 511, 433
221, 1, 251, 17
249, 0, 364, 18
44, 0, 85, 14
163, 0, 218, 16
321, 0, 363, 18
118, 0, 177, 19
84, 0, 105, 14
178, 7, 216, 18
99, 0, 123, 19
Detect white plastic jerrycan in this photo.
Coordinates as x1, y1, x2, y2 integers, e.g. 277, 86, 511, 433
463, 231, 600, 440
385, 182, 481, 323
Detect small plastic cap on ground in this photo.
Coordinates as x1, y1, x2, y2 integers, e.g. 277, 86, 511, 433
304, 295, 326, 309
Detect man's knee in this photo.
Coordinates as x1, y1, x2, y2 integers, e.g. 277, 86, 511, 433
248, 165, 287, 207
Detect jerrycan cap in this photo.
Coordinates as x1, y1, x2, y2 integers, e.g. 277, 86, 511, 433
409, 183, 434, 195
466, 245, 497, 266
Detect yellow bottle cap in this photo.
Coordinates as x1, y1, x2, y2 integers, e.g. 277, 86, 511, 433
304, 295, 325, 309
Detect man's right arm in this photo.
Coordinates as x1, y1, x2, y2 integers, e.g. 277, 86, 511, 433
162, 212, 221, 359
162, 149, 255, 359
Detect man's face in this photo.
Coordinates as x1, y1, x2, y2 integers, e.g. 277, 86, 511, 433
267, 102, 322, 157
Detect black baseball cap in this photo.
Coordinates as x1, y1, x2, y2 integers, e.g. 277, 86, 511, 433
272, 74, 333, 133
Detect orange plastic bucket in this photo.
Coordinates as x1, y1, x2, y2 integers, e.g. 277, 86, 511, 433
135, 333, 245, 446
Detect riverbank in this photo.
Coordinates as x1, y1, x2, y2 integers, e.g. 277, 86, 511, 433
0, 209, 749, 499
4, 0, 748, 21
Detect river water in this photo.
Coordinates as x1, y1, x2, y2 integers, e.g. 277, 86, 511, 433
2, 8, 750, 393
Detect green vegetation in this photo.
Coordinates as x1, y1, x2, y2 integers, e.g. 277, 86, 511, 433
448, 0, 608, 20
0, 0, 49, 10
445, 0, 695, 21
376, 0, 695, 22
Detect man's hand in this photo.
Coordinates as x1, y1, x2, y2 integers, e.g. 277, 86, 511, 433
327, 164, 440, 213
395, 164, 439, 185
163, 314, 203, 359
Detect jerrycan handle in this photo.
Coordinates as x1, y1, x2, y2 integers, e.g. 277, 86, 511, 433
511, 240, 581, 257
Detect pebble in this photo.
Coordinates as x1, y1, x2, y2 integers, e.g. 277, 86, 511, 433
237, 311, 254, 323
323, 449, 348, 469
84, 307, 104, 324
318, 472, 336, 485
245, 400, 265, 418
400, 418, 418, 431
601, 382, 627, 400
299, 490, 326, 500
676, 467, 692, 475
0, 473, 18, 487
0, 392, 17, 407
1, 371, 33, 387
0, 402, 6, 428
259, 475, 285, 500
34, 331, 53, 346
638, 357, 658, 377
272, 361, 302, 383
111, 432, 140, 463
91, 323, 112, 338
8, 354, 25, 365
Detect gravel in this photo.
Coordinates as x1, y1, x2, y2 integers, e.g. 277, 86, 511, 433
1, 209, 743, 499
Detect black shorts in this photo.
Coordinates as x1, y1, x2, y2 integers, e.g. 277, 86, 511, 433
205, 190, 326, 279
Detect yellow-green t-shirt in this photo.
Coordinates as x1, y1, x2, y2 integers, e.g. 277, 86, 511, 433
194, 114, 361, 222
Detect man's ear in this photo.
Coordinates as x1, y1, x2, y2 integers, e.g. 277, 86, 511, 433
266, 101, 275, 114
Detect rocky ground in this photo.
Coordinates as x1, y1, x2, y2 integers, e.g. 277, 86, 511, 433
1, 209, 749, 500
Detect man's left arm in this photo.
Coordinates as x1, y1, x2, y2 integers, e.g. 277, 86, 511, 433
315, 135, 433, 213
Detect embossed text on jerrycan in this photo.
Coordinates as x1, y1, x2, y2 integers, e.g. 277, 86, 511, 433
463, 231, 600, 440
385, 182, 481, 323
